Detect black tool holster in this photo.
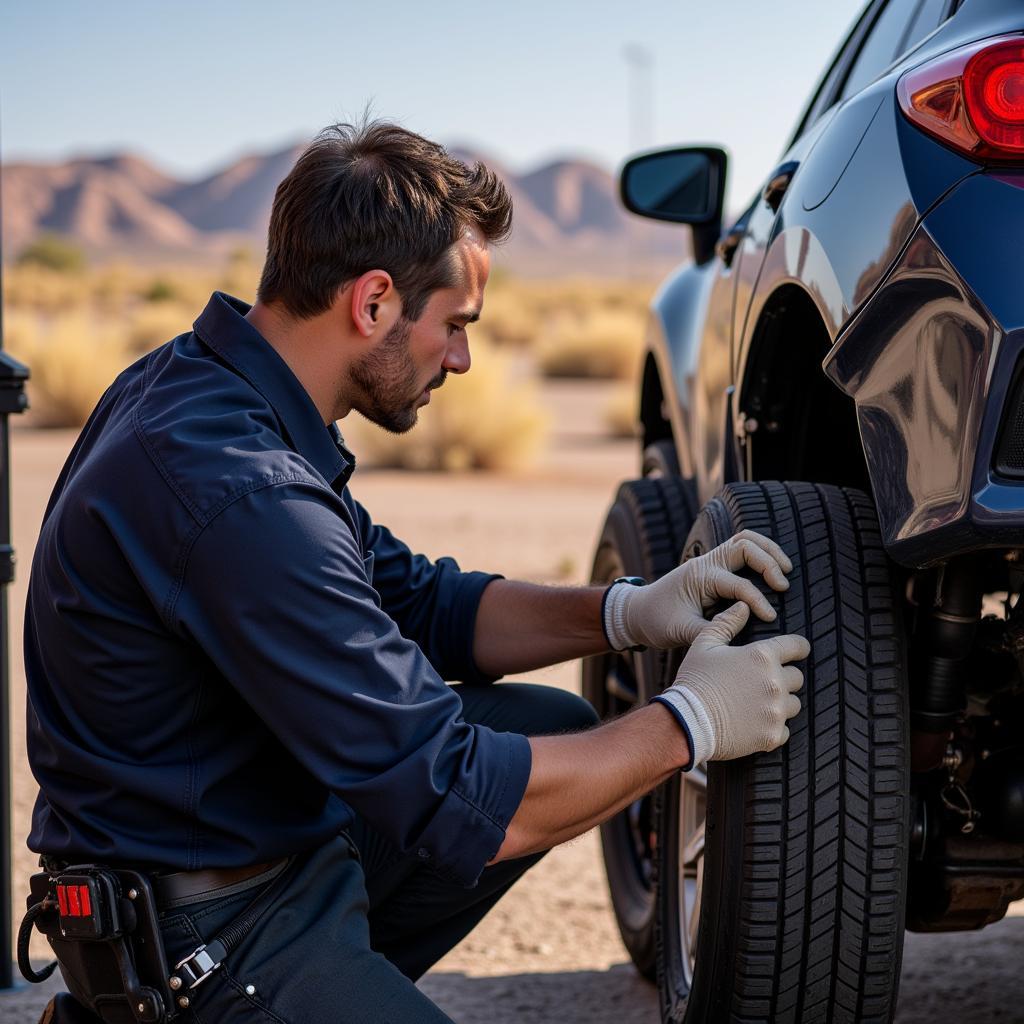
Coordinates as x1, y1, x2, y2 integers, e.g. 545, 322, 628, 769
20, 864, 177, 1024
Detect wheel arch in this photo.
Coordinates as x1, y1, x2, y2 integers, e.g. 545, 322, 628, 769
738, 283, 871, 493
639, 352, 672, 451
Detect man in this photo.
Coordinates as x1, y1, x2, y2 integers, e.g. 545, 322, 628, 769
24, 121, 808, 1022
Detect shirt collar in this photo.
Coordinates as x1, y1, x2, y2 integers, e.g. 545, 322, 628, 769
193, 292, 355, 489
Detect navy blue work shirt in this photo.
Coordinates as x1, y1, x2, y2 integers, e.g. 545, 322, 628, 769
25, 292, 532, 887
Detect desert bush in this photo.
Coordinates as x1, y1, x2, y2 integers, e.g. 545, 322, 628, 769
475, 286, 542, 348
343, 340, 548, 472
142, 276, 180, 303
93, 264, 143, 312
1, 265, 655, 451
470, 278, 653, 356
536, 308, 645, 380
147, 270, 225, 313
6, 312, 133, 428
3, 264, 96, 313
218, 248, 260, 303
16, 234, 86, 273
127, 303, 193, 354
604, 385, 639, 438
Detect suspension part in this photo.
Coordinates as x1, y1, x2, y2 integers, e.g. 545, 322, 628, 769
910, 558, 982, 771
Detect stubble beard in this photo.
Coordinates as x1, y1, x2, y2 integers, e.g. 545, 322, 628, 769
349, 317, 446, 434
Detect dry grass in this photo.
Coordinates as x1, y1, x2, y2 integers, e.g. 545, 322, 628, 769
468, 276, 654, 366
5, 310, 134, 428
536, 308, 646, 380
2, 263, 652, 470
126, 303, 194, 354
343, 341, 548, 472
2, 257, 264, 427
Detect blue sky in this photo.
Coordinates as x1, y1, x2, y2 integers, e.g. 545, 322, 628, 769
3, 0, 866, 211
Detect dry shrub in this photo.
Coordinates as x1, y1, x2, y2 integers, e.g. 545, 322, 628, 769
127, 303, 193, 354
343, 341, 548, 472
6, 312, 133, 428
537, 308, 645, 380
3, 260, 247, 321
217, 248, 261, 304
1, 264, 653, 444
475, 286, 542, 348
514, 278, 651, 322
604, 385, 639, 438
470, 278, 653, 358
93, 264, 142, 311
138, 269, 226, 312
3, 264, 95, 314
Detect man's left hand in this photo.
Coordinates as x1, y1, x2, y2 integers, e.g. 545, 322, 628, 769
604, 529, 793, 651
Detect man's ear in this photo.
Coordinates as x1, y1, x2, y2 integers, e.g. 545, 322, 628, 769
349, 270, 398, 338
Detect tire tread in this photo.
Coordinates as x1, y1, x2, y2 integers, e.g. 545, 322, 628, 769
659, 482, 909, 1024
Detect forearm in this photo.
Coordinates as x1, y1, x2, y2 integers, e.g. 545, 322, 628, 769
472, 578, 609, 677
492, 701, 690, 862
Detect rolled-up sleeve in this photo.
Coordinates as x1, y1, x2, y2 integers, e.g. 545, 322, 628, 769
349, 495, 503, 685
172, 478, 530, 886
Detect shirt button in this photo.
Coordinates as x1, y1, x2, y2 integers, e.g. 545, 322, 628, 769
417, 848, 431, 860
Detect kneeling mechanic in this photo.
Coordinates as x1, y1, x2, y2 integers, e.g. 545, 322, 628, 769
23, 120, 810, 1023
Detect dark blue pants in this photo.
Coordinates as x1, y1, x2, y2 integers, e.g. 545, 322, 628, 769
157, 683, 599, 1023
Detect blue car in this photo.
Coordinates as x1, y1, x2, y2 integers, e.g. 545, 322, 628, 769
583, 1, 1024, 1020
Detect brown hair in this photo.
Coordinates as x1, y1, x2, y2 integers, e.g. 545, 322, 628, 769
257, 120, 513, 321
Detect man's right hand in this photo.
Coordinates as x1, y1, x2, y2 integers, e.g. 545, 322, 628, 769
493, 601, 810, 864
653, 601, 811, 767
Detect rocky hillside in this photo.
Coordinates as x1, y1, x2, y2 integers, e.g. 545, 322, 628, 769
3, 141, 688, 277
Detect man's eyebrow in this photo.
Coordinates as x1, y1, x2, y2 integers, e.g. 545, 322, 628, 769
452, 309, 481, 324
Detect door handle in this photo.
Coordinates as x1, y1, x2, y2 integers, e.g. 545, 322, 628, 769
761, 160, 800, 212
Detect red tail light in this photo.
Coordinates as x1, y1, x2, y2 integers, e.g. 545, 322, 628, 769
898, 35, 1024, 161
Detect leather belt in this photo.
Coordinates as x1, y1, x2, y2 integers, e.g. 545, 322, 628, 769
152, 858, 288, 910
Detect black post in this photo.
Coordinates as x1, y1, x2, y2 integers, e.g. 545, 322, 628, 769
0, 353, 28, 991
0, 124, 32, 991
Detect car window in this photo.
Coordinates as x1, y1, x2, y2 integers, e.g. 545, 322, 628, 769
900, 0, 950, 53
789, 1, 880, 142
839, 0, 923, 101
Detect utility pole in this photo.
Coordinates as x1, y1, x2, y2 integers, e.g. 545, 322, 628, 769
622, 43, 655, 279
622, 43, 655, 155
0, 116, 31, 991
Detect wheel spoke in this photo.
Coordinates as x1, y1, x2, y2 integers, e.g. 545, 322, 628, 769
677, 764, 709, 988
681, 821, 705, 870
684, 764, 707, 793
605, 658, 638, 705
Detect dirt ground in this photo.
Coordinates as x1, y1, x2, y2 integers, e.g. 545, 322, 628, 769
1, 380, 1022, 1022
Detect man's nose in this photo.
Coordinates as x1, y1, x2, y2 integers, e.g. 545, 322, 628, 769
444, 334, 471, 375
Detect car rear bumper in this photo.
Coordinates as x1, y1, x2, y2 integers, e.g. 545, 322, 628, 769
824, 169, 1024, 567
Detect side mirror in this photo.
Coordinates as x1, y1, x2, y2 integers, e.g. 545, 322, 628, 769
619, 147, 728, 265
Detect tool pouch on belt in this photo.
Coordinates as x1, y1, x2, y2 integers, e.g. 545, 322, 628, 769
20, 865, 175, 1023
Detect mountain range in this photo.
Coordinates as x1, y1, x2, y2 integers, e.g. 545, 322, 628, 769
1, 141, 689, 277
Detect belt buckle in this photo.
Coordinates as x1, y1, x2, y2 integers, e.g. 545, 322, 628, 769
173, 945, 219, 989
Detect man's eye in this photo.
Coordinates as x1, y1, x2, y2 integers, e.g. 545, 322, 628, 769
448, 324, 463, 337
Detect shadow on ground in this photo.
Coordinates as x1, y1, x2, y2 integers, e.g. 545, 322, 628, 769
418, 920, 1024, 1023
3, 921, 1024, 1023
420, 962, 658, 1022
895, 917, 1024, 1023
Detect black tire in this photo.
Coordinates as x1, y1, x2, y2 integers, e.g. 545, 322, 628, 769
583, 476, 697, 977
656, 482, 910, 1024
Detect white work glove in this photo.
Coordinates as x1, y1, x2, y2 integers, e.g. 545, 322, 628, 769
652, 602, 810, 768
604, 529, 794, 651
